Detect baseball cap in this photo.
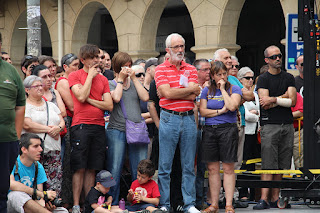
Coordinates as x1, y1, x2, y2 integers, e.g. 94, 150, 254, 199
145, 58, 158, 71
96, 170, 116, 188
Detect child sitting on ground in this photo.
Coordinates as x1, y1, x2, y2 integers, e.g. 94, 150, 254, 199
85, 170, 121, 213
127, 159, 163, 213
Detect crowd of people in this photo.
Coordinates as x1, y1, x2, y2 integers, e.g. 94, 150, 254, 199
0, 32, 304, 213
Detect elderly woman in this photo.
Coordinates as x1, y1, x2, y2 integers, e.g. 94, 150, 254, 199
32, 65, 66, 117
237, 67, 260, 201
106, 52, 149, 204
200, 61, 242, 213
23, 75, 65, 196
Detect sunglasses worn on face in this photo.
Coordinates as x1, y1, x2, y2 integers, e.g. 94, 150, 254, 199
231, 65, 240, 69
300, 63, 303, 66
267, 54, 282, 60
135, 73, 145, 78
243, 76, 254, 80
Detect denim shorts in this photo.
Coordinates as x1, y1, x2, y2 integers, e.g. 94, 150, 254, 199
70, 124, 106, 171
261, 124, 294, 170
201, 124, 238, 163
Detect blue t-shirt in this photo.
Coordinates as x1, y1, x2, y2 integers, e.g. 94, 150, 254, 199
228, 75, 245, 126
200, 85, 242, 125
11, 156, 47, 188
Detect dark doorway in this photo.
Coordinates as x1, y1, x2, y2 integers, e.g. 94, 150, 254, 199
87, 7, 118, 57
236, 0, 286, 75
156, 0, 195, 63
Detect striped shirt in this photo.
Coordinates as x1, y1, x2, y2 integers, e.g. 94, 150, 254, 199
155, 59, 198, 112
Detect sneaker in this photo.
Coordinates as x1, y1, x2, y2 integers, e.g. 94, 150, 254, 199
160, 206, 169, 212
269, 200, 278, 208
136, 210, 150, 213
175, 205, 184, 212
187, 206, 200, 213
72, 205, 81, 213
253, 199, 270, 210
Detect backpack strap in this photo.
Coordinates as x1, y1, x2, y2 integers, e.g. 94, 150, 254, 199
14, 160, 21, 182
32, 161, 38, 200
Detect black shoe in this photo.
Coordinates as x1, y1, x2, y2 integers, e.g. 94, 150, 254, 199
235, 200, 249, 208
253, 199, 270, 210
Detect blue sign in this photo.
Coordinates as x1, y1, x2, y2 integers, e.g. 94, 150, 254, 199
286, 14, 304, 70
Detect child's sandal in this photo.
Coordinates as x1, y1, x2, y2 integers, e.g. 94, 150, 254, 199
225, 205, 235, 213
201, 205, 219, 213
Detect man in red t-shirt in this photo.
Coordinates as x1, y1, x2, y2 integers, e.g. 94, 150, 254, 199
68, 44, 113, 213
154, 33, 201, 213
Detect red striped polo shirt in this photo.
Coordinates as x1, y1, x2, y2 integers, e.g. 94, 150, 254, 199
155, 59, 198, 112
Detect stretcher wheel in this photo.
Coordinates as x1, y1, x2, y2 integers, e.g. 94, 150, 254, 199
277, 197, 288, 209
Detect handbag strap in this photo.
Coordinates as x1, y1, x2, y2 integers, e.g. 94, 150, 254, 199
43, 99, 49, 141
112, 80, 128, 120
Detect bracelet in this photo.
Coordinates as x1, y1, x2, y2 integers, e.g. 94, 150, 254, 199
43, 191, 49, 202
117, 81, 124, 84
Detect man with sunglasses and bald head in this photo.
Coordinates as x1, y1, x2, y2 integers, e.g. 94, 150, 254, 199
253, 45, 297, 210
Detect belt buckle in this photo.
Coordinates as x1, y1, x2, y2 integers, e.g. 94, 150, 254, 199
178, 111, 185, 116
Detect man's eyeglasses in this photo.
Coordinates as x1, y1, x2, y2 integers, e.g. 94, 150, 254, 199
135, 73, 145, 78
267, 54, 282, 60
243, 76, 254, 80
169, 45, 185, 50
29, 84, 43, 89
199, 68, 210, 72
41, 74, 53, 79
231, 65, 240, 69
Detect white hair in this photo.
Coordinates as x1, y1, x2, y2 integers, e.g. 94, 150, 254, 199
212, 48, 229, 61
165, 33, 185, 48
231, 55, 240, 65
131, 65, 145, 73
23, 75, 42, 88
237, 67, 254, 79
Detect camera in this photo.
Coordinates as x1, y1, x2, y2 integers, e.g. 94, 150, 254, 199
46, 198, 64, 207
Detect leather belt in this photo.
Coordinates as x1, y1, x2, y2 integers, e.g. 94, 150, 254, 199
161, 108, 194, 116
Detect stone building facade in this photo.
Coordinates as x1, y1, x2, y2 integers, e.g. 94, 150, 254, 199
0, 0, 298, 72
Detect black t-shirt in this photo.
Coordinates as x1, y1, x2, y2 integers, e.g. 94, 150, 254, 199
85, 187, 111, 213
294, 75, 304, 94
103, 69, 114, 80
149, 80, 160, 117
256, 70, 295, 126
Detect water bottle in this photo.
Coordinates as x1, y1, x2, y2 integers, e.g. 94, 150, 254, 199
119, 198, 125, 210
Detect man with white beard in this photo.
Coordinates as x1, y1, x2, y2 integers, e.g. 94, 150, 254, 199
155, 33, 201, 213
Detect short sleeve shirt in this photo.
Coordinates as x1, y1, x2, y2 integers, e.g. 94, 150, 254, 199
154, 60, 198, 112
257, 70, 295, 125
85, 187, 111, 213
11, 156, 47, 188
0, 60, 26, 142
68, 69, 110, 126
200, 85, 242, 125
291, 92, 303, 129
130, 179, 160, 205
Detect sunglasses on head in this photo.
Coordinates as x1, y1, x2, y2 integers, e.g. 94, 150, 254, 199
243, 76, 254, 80
267, 54, 282, 60
135, 73, 145, 77
231, 65, 240, 69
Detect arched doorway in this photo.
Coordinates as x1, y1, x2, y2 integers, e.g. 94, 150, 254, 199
72, 1, 118, 57
10, 10, 51, 66
156, 0, 195, 62
236, 0, 285, 74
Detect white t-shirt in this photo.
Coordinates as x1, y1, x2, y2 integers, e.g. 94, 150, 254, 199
23, 101, 61, 153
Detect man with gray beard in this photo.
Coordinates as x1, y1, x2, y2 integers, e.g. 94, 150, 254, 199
155, 33, 201, 213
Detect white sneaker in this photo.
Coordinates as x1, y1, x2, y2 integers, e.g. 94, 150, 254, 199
160, 206, 168, 212
72, 205, 81, 213
188, 206, 200, 213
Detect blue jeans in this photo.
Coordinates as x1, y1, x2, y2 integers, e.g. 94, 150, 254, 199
105, 128, 148, 204
195, 129, 206, 207
158, 110, 197, 211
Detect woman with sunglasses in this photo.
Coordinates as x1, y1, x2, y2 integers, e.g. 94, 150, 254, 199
22, 75, 65, 196
237, 67, 261, 202
106, 52, 149, 205
32, 65, 66, 118
199, 61, 242, 213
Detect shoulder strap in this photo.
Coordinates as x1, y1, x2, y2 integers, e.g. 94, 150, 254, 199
43, 100, 49, 141
14, 160, 21, 182
32, 161, 38, 200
